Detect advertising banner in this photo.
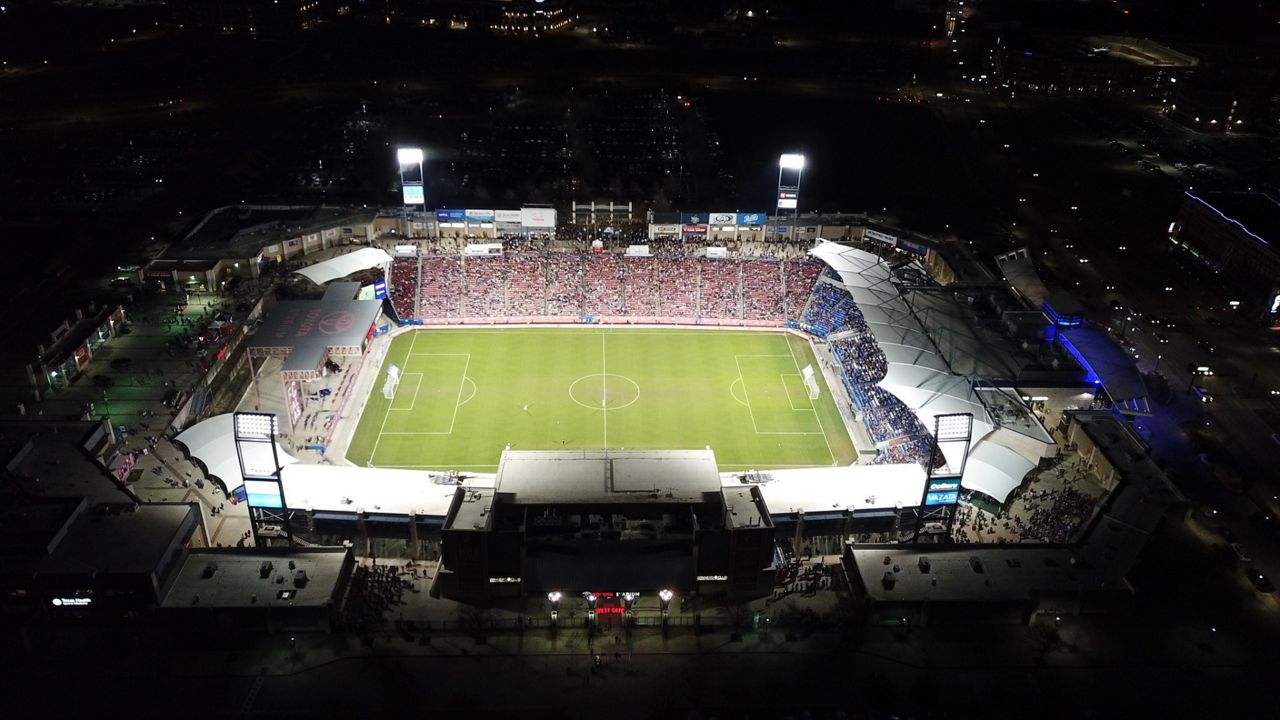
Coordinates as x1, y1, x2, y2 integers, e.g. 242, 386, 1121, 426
465, 209, 495, 223
896, 238, 929, 256
650, 224, 681, 235
681, 225, 708, 234
402, 185, 425, 205
520, 207, 557, 228
680, 212, 708, 226
865, 228, 898, 246
777, 191, 798, 210
710, 212, 737, 226
494, 209, 522, 223
737, 212, 767, 226
373, 280, 388, 300
436, 208, 465, 222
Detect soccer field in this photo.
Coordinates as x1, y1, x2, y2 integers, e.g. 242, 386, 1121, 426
345, 328, 855, 472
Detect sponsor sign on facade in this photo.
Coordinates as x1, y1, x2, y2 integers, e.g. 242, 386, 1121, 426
494, 210, 523, 223
436, 208, 465, 222
680, 213, 707, 225
520, 207, 557, 228
650, 224, 681, 235
465, 209, 496, 223
865, 228, 898, 245
402, 185, 425, 205
710, 212, 736, 225
737, 212, 767, 226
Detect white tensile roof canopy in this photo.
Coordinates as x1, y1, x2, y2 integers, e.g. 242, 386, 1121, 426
293, 247, 392, 286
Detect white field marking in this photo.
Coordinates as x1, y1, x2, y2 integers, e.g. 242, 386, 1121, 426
602, 333, 607, 449
779, 373, 816, 412
785, 334, 836, 465
458, 377, 477, 406
733, 355, 760, 434
407, 352, 473, 357
392, 373, 423, 411
370, 330, 417, 463
735, 355, 825, 435
446, 354, 472, 435
729, 377, 749, 407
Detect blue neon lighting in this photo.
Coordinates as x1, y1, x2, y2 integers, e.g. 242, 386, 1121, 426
1056, 332, 1101, 386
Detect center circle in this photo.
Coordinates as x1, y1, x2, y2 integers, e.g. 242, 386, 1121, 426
568, 373, 640, 411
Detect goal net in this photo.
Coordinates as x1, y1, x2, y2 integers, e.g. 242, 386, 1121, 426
382, 364, 401, 400
801, 364, 820, 400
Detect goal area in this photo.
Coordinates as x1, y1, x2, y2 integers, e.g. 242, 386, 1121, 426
802, 364, 820, 400
382, 364, 401, 400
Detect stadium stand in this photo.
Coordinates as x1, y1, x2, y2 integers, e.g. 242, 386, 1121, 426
698, 258, 741, 319
462, 256, 506, 317
418, 256, 463, 318
657, 258, 699, 317
584, 255, 625, 316
546, 253, 586, 316
506, 255, 548, 316
742, 259, 783, 320
783, 259, 822, 318
389, 255, 419, 320
623, 256, 660, 315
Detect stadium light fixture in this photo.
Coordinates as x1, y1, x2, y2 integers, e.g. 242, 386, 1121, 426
233, 411, 278, 441
779, 153, 806, 170
658, 588, 674, 604
547, 591, 562, 604
396, 147, 424, 165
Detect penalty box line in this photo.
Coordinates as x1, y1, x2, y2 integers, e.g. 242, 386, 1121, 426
381, 353, 471, 441
734, 355, 825, 436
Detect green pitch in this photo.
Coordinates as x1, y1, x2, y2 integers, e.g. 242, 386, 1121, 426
345, 328, 855, 471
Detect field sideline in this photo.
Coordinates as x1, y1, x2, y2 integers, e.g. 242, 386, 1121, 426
345, 328, 856, 472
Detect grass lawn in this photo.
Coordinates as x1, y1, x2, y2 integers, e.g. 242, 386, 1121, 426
345, 328, 855, 472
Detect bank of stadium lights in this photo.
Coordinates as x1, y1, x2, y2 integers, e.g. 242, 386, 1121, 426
396, 147, 423, 165
233, 412, 278, 441
779, 154, 806, 171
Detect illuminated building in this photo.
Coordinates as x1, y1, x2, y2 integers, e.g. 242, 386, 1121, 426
491, 0, 574, 35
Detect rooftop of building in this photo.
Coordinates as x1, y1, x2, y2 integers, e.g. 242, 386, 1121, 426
849, 545, 1102, 604
0, 497, 86, 558
2, 422, 138, 508
160, 205, 377, 262
1081, 36, 1198, 68
494, 449, 723, 505
1186, 190, 1280, 249
36, 503, 198, 577
160, 546, 351, 609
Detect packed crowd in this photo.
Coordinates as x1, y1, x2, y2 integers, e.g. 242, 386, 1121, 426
803, 281, 938, 468
803, 282, 861, 334
386, 251, 822, 321
1020, 485, 1095, 543
462, 256, 506, 317
742, 259, 783, 320
418, 257, 463, 317
698, 258, 741, 318
584, 255, 625, 316
389, 256, 418, 320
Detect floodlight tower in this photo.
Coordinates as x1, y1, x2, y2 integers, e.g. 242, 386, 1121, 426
396, 147, 426, 217
776, 153, 805, 242
233, 411, 293, 547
